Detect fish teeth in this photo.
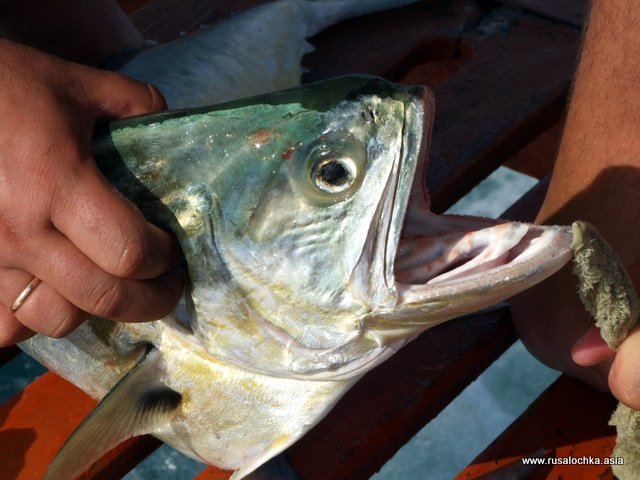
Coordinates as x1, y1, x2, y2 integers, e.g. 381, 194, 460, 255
395, 223, 532, 285
428, 223, 529, 284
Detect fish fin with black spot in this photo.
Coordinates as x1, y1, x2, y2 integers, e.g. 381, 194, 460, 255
44, 346, 181, 480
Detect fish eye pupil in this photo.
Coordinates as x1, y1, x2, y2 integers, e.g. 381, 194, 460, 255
310, 157, 356, 196
299, 133, 365, 202
319, 161, 348, 186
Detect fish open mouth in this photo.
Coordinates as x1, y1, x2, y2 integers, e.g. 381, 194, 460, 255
394, 211, 572, 313
365, 84, 572, 335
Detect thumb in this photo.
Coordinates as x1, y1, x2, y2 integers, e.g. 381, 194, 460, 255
609, 325, 640, 409
70, 66, 167, 119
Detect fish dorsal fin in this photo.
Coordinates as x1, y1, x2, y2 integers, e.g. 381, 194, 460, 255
44, 346, 181, 480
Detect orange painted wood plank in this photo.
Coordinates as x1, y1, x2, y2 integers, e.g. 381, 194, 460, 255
455, 375, 618, 480
0, 371, 160, 479
195, 466, 233, 479
0, 372, 95, 479
426, 12, 576, 213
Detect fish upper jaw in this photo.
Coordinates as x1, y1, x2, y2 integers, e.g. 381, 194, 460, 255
349, 84, 432, 310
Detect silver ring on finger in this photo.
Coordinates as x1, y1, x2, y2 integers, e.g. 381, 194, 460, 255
10, 276, 41, 312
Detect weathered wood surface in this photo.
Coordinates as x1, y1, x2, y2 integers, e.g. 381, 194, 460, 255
0, 1, 600, 479
129, 0, 271, 42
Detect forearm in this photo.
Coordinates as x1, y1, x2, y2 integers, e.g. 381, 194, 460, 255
0, 0, 142, 63
539, 0, 640, 277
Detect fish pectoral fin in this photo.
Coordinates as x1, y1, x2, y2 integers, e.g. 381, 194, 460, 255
44, 346, 181, 480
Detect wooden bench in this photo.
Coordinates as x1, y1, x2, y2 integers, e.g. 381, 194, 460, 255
0, 1, 619, 478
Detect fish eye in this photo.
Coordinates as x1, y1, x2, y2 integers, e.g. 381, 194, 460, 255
310, 157, 356, 194
291, 131, 367, 206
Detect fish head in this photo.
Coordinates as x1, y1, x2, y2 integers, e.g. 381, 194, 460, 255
95, 76, 572, 380
207, 77, 427, 359
186, 76, 571, 379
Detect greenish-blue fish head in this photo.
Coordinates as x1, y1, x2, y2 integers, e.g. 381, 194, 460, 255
196, 77, 429, 374
94, 76, 572, 380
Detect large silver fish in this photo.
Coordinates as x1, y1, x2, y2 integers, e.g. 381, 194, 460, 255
20, 76, 572, 479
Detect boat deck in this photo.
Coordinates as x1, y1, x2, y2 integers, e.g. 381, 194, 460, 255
0, 1, 618, 479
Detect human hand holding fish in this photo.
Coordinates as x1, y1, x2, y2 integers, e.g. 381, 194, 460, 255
0, 39, 185, 346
